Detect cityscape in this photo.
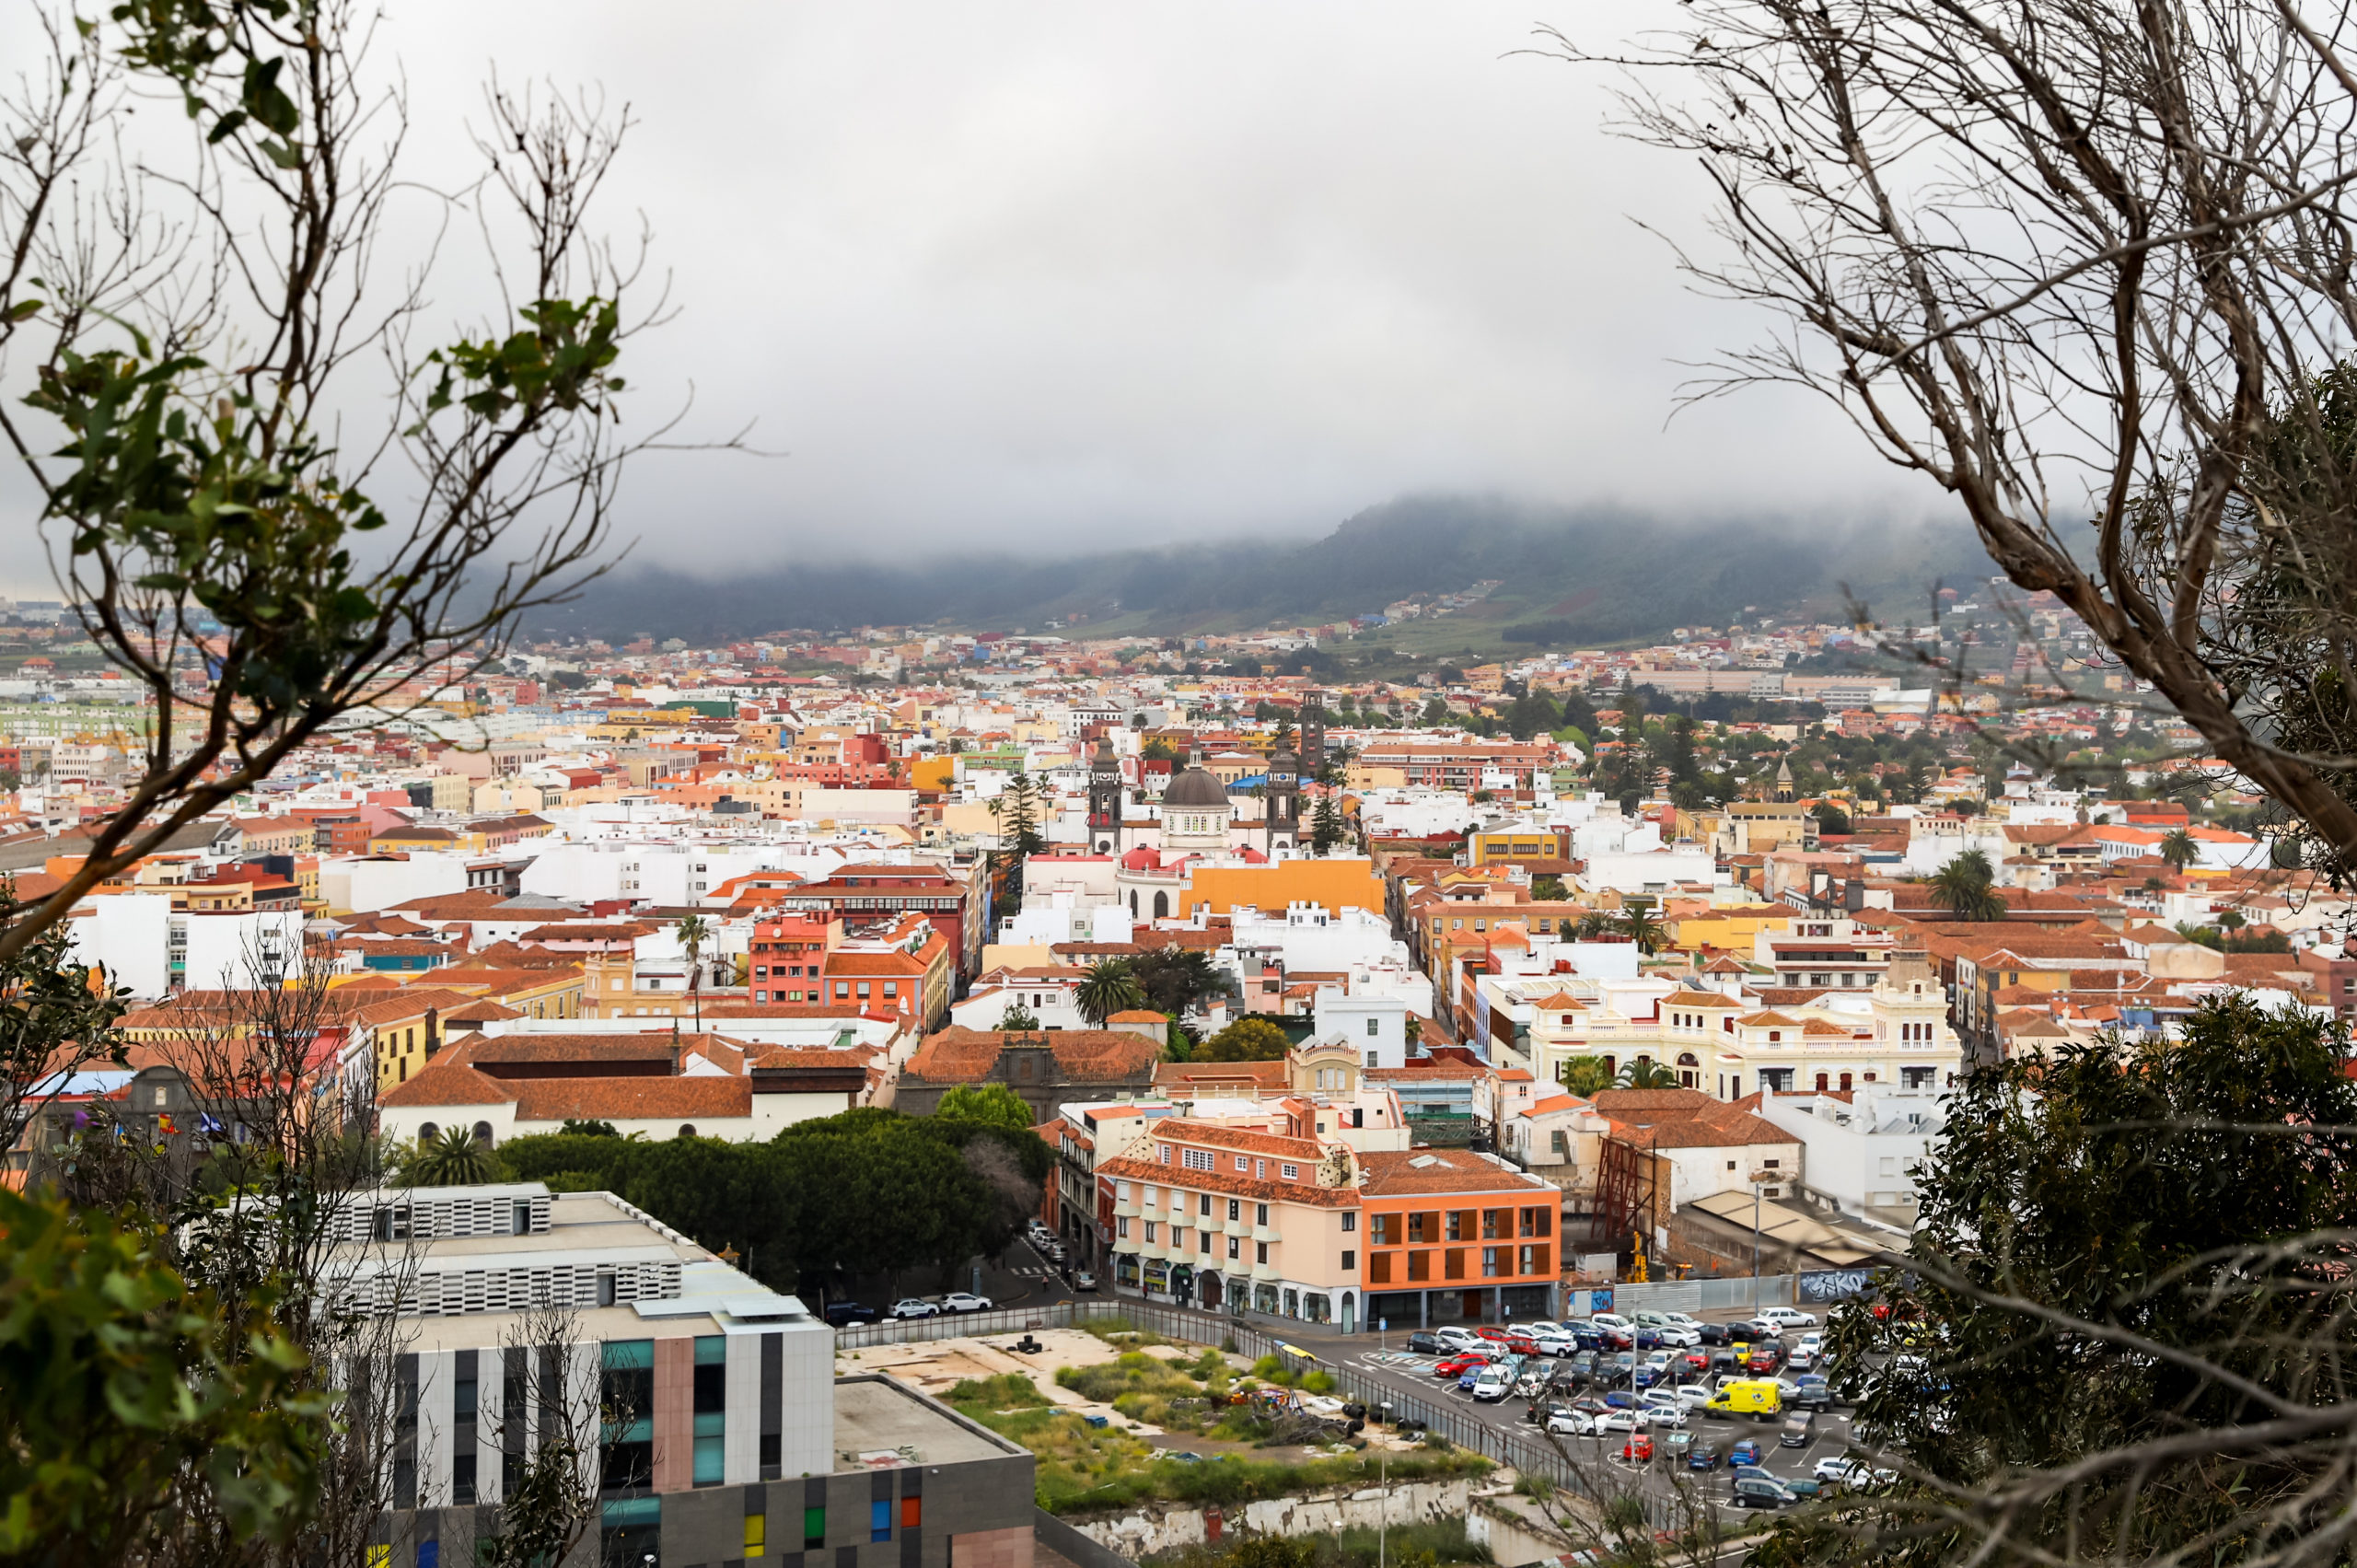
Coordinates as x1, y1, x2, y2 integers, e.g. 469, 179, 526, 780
3, 4, 2355, 1568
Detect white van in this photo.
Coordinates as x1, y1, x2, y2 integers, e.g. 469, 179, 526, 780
1470, 1365, 1516, 1401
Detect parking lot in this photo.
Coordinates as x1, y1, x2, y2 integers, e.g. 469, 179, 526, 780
1333, 1340, 1862, 1512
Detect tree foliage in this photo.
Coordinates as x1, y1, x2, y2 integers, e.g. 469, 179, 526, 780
937, 1083, 1039, 1134
1074, 958, 1147, 1028
0, 1185, 329, 1565
497, 1108, 1051, 1292
1200, 1018, 1293, 1063
1768, 998, 2357, 1568
1927, 850, 2007, 923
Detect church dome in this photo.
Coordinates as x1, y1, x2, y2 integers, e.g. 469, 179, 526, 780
1161, 764, 1230, 809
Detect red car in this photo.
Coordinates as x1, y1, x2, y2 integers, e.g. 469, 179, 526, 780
1747, 1344, 1783, 1373
1434, 1352, 1495, 1377
1474, 1327, 1515, 1344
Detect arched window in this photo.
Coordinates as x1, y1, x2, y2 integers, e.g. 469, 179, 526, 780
472, 1121, 494, 1148
418, 1121, 438, 1142
1838, 1073, 1852, 1092
1676, 1052, 1699, 1090
679, 1123, 697, 1137
1816, 1073, 1829, 1091
1129, 891, 1139, 916
1153, 891, 1169, 920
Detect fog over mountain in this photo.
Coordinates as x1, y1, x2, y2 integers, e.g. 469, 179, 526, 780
539, 494, 1988, 645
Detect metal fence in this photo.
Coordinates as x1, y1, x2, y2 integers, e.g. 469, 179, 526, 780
1602, 1274, 1804, 1318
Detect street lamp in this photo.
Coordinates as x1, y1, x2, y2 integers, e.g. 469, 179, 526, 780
1747, 1168, 1775, 1311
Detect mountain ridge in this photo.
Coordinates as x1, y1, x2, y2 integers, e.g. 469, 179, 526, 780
543, 494, 1990, 648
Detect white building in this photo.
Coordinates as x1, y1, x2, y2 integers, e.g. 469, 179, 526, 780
1754, 1082, 1948, 1227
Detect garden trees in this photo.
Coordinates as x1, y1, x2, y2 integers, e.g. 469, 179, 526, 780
1074, 958, 1146, 1028
2161, 828, 2200, 873
402, 1126, 503, 1186
1308, 789, 1350, 855
1928, 851, 2008, 923
993, 1001, 1041, 1031
937, 1084, 1039, 1134
1763, 998, 2357, 1567
1559, 1057, 1618, 1097
1200, 1018, 1294, 1063
1127, 947, 1229, 1019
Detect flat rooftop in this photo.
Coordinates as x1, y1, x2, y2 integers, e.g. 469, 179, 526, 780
832, 1376, 1025, 1471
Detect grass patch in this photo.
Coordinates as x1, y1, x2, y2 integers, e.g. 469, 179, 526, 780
937, 1374, 1490, 1515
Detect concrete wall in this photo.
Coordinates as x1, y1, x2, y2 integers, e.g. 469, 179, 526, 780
1067, 1478, 1474, 1558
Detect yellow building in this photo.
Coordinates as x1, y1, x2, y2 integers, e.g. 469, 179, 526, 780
1176, 857, 1388, 919
1668, 904, 1792, 955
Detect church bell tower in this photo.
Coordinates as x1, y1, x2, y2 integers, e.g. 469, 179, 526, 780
1266, 749, 1301, 853
1300, 691, 1327, 778
1087, 736, 1123, 853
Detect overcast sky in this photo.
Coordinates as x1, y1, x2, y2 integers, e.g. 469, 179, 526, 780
5, 2, 1937, 593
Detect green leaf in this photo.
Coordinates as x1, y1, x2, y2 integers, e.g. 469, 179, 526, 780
205, 110, 247, 144
4, 299, 40, 323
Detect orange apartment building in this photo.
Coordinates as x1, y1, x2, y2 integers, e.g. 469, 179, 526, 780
1097, 1121, 1563, 1332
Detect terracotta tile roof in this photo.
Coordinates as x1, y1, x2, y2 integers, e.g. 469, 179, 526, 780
1097, 1152, 1360, 1207
1152, 1118, 1325, 1161
379, 1060, 518, 1108
1358, 1147, 1554, 1197
513, 1075, 754, 1121
906, 1026, 1161, 1085
1366, 1060, 1488, 1083
1155, 1060, 1288, 1090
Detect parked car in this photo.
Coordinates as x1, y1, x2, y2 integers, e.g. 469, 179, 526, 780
1619, 1434, 1655, 1463
1435, 1352, 1493, 1378
1528, 1325, 1577, 1356
941, 1292, 994, 1314
1073, 1272, 1098, 1293
1475, 1326, 1516, 1345
1637, 1312, 1701, 1348
1730, 1439, 1766, 1467
1675, 1383, 1713, 1409
1405, 1331, 1445, 1356
1471, 1366, 1517, 1401
1797, 1330, 1825, 1358
1789, 1376, 1835, 1411
1747, 1343, 1785, 1373
1434, 1326, 1483, 1353
1687, 1443, 1722, 1470
823, 1301, 879, 1327
1733, 1478, 1793, 1510
888, 1298, 939, 1319
1782, 1413, 1816, 1447
1698, 1323, 1734, 1346
1757, 1307, 1819, 1330
1782, 1477, 1825, 1502
1815, 1457, 1864, 1485
1545, 1409, 1596, 1436
1595, 1410, 1643, 1434
1643, 1404, 1689, 1428
1784, 1347, 1817, 1373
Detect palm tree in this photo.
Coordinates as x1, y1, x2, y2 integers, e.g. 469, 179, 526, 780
1559, 1055, 1617, 1097
407, 1126, 497, 1186
1928, 849, 2007, 923
677, 912, 712, 1029
1618, 904, 1666, 954
1619, 1058, 1681, 1090
2160, 827, 2198, 873
1074, 959, 1145, 1028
